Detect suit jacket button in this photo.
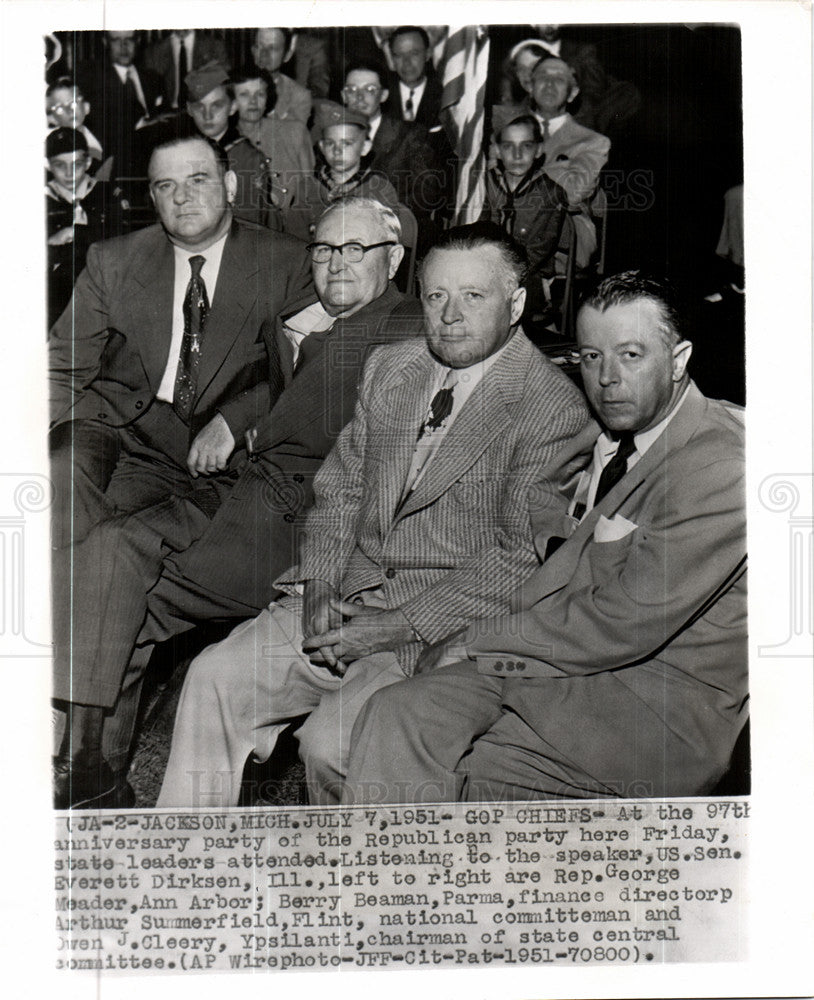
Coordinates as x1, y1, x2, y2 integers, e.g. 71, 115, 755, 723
516, 661, 526, 671
97, 412, 107, 420
505, 661, 515, 671
135, 400, 144, 410
494, 660, 504, 671
283, 513, 295, 523
385, 568, 396, 579
293, 474, 304, 483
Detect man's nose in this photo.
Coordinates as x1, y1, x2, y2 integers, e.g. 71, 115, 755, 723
173, 183, 190, 205
441, 295, 463, 325
598, 357, 619, 385
327, 248, 346, 273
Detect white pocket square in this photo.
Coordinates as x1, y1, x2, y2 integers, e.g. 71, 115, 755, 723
593, 513, 638, 542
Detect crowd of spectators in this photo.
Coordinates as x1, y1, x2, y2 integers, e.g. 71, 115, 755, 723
45, 25, 642, 329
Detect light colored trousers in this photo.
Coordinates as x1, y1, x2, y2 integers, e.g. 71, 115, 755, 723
156, 596, 406, 808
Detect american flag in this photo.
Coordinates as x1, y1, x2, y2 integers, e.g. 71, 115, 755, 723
438, 26, 490, 224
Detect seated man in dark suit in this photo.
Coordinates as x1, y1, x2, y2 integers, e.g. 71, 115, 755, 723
341, 59, 445, 249
144, 29, 230, 110
52, 197, 420, 809
386, 26, 456, 224
342, 271, 748, 804
50, 133, 311, 807
79, 30, 165, 204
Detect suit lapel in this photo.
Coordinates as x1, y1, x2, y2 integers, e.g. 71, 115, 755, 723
122, 228, 175, 391
519, 383, 710, 606
397, 332, 534, 521
193, 223, 257, 407
376, 350, 439, 535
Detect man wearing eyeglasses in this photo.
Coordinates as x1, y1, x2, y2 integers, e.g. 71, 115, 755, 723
341, 60, 445, 248
53, 196, 421, 809
157, 221, 589, 808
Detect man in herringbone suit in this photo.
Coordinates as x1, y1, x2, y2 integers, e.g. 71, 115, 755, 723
157, 222, 590, 807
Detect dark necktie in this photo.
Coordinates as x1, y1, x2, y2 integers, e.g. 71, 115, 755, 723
419, 379, 455, 439
540, 118, 551, 142
174, 255, 209, 422
405, 88, 416, 121
594, 432, 636, 505
176, 42, 189, 107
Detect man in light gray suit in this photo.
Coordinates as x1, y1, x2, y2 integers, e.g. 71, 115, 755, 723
157, 222, 589, 808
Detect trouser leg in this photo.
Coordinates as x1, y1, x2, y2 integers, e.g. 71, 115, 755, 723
49, 420, 120, 548
156, 598, 341, 808
296, 653, 407, 805
459, 711, 616, 802
342, 660, 506, 804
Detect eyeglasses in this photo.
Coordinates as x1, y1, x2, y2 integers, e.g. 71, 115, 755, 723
48, 101, 81, 113
343, 85, 381, 97
305, 241, 396, 263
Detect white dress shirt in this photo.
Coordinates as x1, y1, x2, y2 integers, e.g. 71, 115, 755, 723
281, 301, 336, 368
399, 78, 427, 120
156, 232, 229, 402
572, 385, 691, 518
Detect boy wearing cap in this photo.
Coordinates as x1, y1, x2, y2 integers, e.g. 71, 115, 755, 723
185, 61, 278, 229
46, 127, 124, 325
481, 112, 566, 315
282, 101, 399, 240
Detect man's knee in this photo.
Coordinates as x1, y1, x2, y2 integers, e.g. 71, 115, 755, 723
296, 703, 340, 772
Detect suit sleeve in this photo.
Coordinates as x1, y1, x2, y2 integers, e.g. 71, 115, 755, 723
465, 453, 747, 674
48, 243, 110, 426
293, 349, 380, 587
398, 390, 590, 645
217, 235, 313, 436
544, 132, 610, 206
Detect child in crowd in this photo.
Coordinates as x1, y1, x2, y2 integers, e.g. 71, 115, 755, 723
481, 112, 566, 318
46, 128, 124, 326
282, 101, 399, 241
46, 77, 104, 163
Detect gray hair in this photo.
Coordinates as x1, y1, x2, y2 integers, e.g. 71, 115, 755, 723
317, 196, 402, 243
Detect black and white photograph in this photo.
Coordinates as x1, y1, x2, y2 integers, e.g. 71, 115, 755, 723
1, 1, 812, 998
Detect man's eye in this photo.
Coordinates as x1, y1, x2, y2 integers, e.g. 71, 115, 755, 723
425, 292, 444, 303
154, 182, 172, 194
623, 351, 640, 360
580, 352, 599, 363
464, 291, 483, 301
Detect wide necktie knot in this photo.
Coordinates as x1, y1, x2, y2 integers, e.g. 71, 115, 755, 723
594, 432, 636, 505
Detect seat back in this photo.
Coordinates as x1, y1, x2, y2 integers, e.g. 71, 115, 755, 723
394, 203, 419, 295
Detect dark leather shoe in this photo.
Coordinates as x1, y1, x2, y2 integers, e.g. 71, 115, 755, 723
53, 755, 133, 810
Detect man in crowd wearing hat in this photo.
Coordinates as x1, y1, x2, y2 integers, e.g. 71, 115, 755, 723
341, 271, 747, 805
184, 62, 277, 228
281, 101, 399, 241
51, 196, 420, 809
527, 54, 610, 268
50, 132, 311, 807
155, 222, 589, 808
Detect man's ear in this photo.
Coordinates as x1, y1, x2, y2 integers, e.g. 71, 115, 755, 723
380, 87, 390, 105
230, 99, 238, 116
509, 285, 527, 325
567, 83, 580, 104
361, 136, 373, 157
672, 339, 693, 381
224, 169, 238, 205
387, 242, 405, 279
286, 35, 297, 62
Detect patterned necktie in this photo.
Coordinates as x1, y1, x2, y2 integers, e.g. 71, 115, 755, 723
419, 373, 456, 439
173, 255, 209, 422
404, 88, 416, 121
594, 432, 636, 505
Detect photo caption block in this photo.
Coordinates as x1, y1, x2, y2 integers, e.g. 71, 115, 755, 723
54, 799, 748, 973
